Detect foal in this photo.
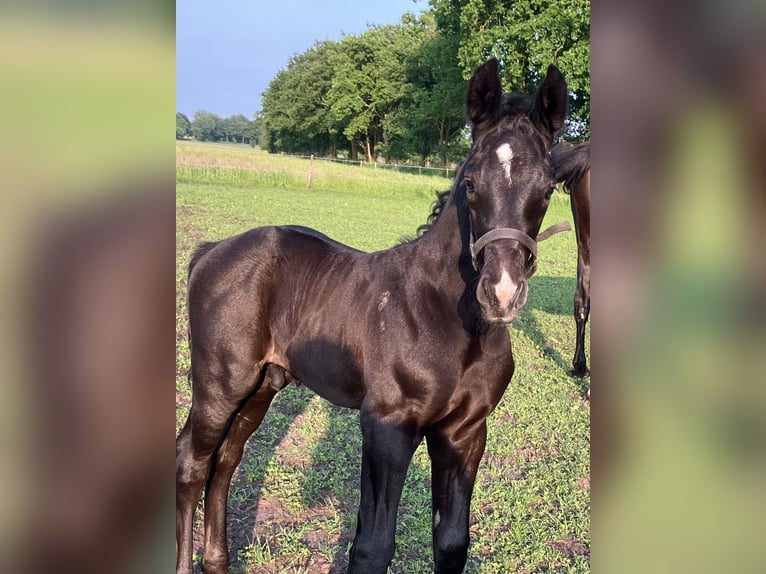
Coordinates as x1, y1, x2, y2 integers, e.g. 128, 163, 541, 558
176, 59, 568, 574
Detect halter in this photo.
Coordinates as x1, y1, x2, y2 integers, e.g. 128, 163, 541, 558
469, 220, 572, 273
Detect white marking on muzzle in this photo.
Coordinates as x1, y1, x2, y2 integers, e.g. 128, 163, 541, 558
495, 269, 518, 309
495, 142, 513, 185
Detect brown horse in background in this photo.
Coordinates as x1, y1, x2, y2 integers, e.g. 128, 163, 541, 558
552, 141, 590, 378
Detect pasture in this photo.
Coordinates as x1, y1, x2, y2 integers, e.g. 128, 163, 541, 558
176, 140, 590, 573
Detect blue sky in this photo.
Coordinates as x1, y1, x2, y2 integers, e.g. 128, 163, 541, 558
177, 0, 428, 118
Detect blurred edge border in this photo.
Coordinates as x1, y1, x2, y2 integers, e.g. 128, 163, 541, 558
0, 2, 176, 574
1, 1, 764, 573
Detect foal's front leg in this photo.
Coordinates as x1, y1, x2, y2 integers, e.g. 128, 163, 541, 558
426, 420, 488, 574
347, 409, 423, 574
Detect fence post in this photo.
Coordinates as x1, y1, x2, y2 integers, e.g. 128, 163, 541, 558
307, 154, 314, 189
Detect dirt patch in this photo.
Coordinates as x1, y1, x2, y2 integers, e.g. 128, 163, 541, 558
549, 537, 590, 559
576, 475, 590, 492
513, 445, 544, 464
176, 391, 191, 412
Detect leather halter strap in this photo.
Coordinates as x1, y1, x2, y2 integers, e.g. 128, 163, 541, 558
469, 220, 572, 271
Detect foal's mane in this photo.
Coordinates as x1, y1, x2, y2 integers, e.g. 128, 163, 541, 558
552, 141, 590, 193
416, 189, 452, 236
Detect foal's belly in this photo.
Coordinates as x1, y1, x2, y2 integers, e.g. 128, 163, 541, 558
283, 338, 366, 409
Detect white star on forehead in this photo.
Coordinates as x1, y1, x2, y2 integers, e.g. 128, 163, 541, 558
495, 142, 513, 185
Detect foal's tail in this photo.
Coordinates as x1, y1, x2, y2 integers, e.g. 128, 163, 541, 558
188, 240, 220, 279
185, 240, 220, 387
552, 140, 590, 193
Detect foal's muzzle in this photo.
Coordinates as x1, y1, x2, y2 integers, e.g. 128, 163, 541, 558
476, 260, 528, 323
470, 222, 571, 323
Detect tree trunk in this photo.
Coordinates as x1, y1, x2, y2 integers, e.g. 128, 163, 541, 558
364, 135, 373, 164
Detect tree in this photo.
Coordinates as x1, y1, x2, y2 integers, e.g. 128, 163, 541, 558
176, 112, 191, 139
329, 17, 428, 162
261, 40, 344, 155
431, 0, 590, 139
384, 14, 468, 166
245, 112, 263, 147
222, 114, 250, 143
191, 110, 222, 141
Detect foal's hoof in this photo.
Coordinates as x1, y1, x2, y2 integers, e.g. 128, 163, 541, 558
201, 556, 230, 574
570, 366, 590, 378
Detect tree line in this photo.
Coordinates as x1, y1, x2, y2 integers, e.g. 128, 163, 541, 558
176, 111, 259, 145
178, 1, 589, 167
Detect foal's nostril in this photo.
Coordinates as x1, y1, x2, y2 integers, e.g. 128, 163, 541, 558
482, 278, 495, 304
475, 276, 493, 309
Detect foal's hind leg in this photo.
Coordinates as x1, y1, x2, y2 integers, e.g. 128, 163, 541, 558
202, 366, 286, 574
572, 259, 591, 377
176, 363, 267, 574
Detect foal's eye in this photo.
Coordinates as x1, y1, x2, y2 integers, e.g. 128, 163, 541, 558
464, 178, 475, 194
545, 186, 555, 200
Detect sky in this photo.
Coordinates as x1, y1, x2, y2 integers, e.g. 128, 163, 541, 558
177, 0, 428, 119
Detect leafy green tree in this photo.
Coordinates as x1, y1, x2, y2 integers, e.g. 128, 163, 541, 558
245, 112, 263, 147
431, 0, 590, 139
329, 17, 427, 162
176, 112, 191, 139
384, 14, 467, 166
220, 116, 235, 142
261, 40, 343, 155
191, 110, 222, 141
290, 41, 344, 156
222, 114, 250, 143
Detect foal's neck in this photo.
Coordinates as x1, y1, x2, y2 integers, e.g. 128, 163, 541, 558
409, 190, 477, 289
411, 192, 489, 335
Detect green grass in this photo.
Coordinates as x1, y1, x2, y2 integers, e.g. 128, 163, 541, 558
176, 141, 590, 573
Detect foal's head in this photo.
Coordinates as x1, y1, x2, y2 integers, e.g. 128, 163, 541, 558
462, 59, 567, 323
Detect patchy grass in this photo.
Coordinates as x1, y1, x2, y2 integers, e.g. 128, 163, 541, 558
176, 143, 590, 573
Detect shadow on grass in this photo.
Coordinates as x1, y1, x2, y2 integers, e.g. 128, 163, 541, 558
516, 275, 590, 398
202, 387, 314, 574
526, 275, 576, 317
220, 393, 437, 573
304, 408, 435, 573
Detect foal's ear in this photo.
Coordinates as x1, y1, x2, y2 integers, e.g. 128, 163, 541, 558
531, 64, 568, 141
467, 58, 502, 136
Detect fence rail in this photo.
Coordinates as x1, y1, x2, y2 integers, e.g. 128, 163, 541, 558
288, 153, 457, 180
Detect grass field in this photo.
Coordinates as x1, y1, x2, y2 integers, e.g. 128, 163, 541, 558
176, 140, 590, 574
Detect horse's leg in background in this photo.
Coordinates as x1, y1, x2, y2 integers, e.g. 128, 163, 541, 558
426, 420, 487, 574
572, 255, 591, 377
571, 173, 591, 378
347, 408, 423, 574
202, 365, 286, 574
176, 358, 267, 574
